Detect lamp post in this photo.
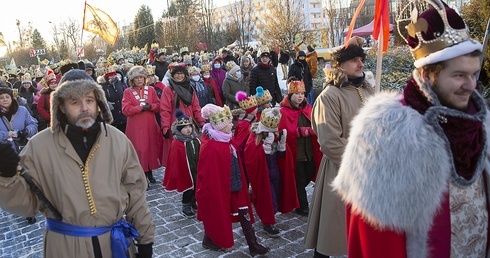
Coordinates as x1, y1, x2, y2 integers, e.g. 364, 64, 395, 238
49, 21, 61, 62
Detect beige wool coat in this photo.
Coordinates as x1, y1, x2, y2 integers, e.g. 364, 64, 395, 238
304, 81, 374, 256
0, 123, 155, 258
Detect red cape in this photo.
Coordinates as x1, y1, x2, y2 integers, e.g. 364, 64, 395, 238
244, 131, 299, 216
278, 100, 322, 181
195, 133, 253, 248
163, 138, 200, 192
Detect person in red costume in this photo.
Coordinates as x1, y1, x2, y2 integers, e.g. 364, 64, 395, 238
231, 91, 258, 185
196, 104, 269, 256
36, 69, 58, 131
332, 1, 486, 257
122, 66, 163, 188
200, 64, 223, 106
163, 109, 200, 218
244, 107, 298, 237
278, 80, 322, 216
253, 86, 273, 122
159, 64, 205, 166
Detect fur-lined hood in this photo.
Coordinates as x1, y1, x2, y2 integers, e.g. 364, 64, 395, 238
50, 72, 113, 133
332, 70, 490, 257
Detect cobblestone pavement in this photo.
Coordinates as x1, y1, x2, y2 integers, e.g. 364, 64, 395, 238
0, 167, 316, 258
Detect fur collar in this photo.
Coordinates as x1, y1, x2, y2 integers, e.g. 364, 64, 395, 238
332, 86, 490, 257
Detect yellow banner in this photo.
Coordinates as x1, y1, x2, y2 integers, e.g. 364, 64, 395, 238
83, 3, 119, 45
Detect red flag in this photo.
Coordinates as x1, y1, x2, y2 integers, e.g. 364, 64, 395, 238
372, 0, 390, 52
344, 0, 366, 48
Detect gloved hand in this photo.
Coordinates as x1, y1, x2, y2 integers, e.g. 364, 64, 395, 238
136, 243, 153, 258
277, 129, 287, 152
16, 129, 28, 139
262, 132, 274, 155
298, 127, 314, 137
0, 142, 20, 177
142, 103, 151, 111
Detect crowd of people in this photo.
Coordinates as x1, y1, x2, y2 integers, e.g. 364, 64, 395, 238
0, 0, 489, 257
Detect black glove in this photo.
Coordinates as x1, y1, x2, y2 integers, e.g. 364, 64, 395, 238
17, 129, 28, 139
136, 243, 153, 258
142, 103, 151, 111
0, 142, 20, 177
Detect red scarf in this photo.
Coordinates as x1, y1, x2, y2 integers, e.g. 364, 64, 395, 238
403, 79, 483, 180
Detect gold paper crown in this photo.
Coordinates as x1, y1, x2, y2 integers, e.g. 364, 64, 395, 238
116, 54, 124, 61
158, 48, 166, 55
396, 0, 473, 62
151, 41, 159, 49
238, 95, 258, 110
199, 53, 210, 63
225, 61, 237, 71
200, 64, 211, 72
146, 65, 156, 75
288, 80, 306, 94
41, 59, 50, 66
255, 88, 273, 105
180, 47, 189, 53
209, 105, 233, 128
34, 69, 44, 78
22, 73, 32, 82
260, 107, 281, 129
175, 116, 192, 127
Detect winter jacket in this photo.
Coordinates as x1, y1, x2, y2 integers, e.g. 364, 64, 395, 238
249, 62, 282, 105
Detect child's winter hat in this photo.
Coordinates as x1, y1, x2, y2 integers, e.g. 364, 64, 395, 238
235, 91, 258, 113
175, 109, 192, 132
288, 80, 306, 94
258, 107, 281, 133
201, 104, 233, 131
254, 86, 273, 106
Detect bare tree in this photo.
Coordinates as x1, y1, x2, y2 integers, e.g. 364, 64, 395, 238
59, 19, 81, 59
229, 0, 253, 48
260, 0, 305, 52
197, 0, 215, 50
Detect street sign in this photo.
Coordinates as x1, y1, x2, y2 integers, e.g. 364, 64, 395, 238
29, 49, 46, 57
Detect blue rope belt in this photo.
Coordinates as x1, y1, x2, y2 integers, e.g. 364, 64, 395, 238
46, 218, 139, 258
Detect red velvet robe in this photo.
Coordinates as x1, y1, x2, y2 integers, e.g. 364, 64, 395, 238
244, 131, 299, 217
162, 138, 200, 192
196, 133, 253, 249
122, 86, 163, 171
203, 77, 223, 107
278, 100, 322, 181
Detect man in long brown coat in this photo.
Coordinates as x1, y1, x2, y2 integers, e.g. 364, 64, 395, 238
304, 37, 374, 257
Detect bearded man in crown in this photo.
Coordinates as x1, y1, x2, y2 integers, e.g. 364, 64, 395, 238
331, 0, 487, 257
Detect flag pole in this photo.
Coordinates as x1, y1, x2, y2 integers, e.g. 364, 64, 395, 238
375, 29, 383, 93
79, 0, 88, 60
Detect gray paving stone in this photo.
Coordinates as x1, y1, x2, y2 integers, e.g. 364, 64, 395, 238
0, 167, 317, 257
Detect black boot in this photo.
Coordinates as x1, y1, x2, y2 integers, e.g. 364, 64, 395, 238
239, 209, 269, 256
144, 173, 151, 191
191, 197, 197, 212
182, 202, 195, 218
202, 234, 222, 251
26, 216, 36, 224
146, 171, 156, 183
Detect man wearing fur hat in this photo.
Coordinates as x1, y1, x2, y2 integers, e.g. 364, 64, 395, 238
0, 69, 155, 258
331, 1, 486, 257
249, 51, 283, 106
304, 35, 375, 258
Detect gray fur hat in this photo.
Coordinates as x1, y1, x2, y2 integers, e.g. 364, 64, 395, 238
50, 69, 113, 132
127, 66, 147, 88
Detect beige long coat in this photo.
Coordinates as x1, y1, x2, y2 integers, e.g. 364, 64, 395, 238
0, 123, 155, 258
304, 82, 374, 255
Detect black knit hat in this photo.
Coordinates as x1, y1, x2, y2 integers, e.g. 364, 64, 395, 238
333, 45, 366, 67
297, 51, 306, 58
175, 109, 192, 132
170, 65, 187, 77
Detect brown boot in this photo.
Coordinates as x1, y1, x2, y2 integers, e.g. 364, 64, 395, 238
239, 209, 269, 256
